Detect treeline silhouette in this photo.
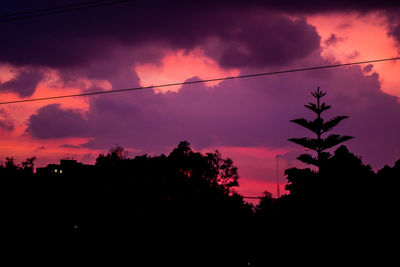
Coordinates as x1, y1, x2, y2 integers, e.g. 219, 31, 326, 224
0, 141, 399, 265
0, 142, 254, 264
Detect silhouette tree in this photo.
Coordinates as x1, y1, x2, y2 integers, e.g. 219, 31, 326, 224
376, 158, 400, 222
87, 141, 253, 265
95, 145, 127, 167
288, 86, 353, 168
21, 157, 36, 175
254, 191, 274, 218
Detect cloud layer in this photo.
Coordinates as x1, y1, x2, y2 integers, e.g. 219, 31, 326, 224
27, 104, 91, 139
2, 0, 399, 70
0, 69, 44, 97
0, 109, 14, 131
27, 53, 400, 169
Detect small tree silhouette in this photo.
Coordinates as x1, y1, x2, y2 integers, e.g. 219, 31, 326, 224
288, 86, 353, 168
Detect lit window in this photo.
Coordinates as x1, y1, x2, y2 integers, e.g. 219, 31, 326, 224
60, 170, 63, 174
54, 169, 58, 173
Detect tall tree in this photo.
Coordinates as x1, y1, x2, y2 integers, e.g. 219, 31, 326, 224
288, 86, 353, 168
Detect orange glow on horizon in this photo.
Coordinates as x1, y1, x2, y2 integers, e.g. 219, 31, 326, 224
200, 146, 299, 198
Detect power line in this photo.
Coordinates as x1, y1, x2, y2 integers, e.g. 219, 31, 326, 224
242, 196, 263, 199
0, 0, 113, 18
276, 154, 280, 199
0, 56, 399, 105
0, 0, 135, 24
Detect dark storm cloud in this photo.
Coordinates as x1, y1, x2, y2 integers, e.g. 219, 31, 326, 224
0, 0, 322, 70
60, 45, 147, 90
388, 21, 400, 46
248, 0, 400, 13
1, 0, 399, 74
217, 16, 320, 68
383, 10, 400, 47
0, 69, 44, 97
26, 104, 91, 139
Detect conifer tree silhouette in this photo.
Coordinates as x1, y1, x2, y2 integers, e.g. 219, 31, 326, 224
288, 86, 353, 168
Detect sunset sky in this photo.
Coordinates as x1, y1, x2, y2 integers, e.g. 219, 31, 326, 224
0, 0, 400, 198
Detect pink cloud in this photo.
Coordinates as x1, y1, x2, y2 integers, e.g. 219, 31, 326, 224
136, 49, 240, 93
308, 12, 400, 98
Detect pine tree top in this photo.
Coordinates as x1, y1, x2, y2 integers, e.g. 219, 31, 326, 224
288, 86, 353, 168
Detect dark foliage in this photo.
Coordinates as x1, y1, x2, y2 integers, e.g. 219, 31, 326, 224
0, 141, 253, 265
251, 144, 400, 265
250, 87, 400, 265
0, 120, 399, 264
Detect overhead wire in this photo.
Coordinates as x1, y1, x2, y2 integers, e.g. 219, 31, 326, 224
0, 0, 117, 18
0, 57, 398, 105
0, 0, 136, 23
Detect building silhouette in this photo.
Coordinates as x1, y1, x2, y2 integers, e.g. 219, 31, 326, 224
36, 159, 94, 176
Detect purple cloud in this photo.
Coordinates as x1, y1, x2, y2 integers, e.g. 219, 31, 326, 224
363, 64, 374, 73
388, 22, 400, 46
0, 2, 321, 70
216, 16, 320, 68
0, 108, 14, 131
0, 69, 44, 97
324, 33, 343, 46
26, 52, 400, 169
59, 144, 80, 149
1, 1, 399, 102
377, 9, 400, 47
33, 146, 46, 153
26, 104, 91, 139
247, 1, 400, 13
0, 0, 398, 71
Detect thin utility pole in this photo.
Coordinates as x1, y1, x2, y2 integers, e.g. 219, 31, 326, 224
276, 154, 280, 198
